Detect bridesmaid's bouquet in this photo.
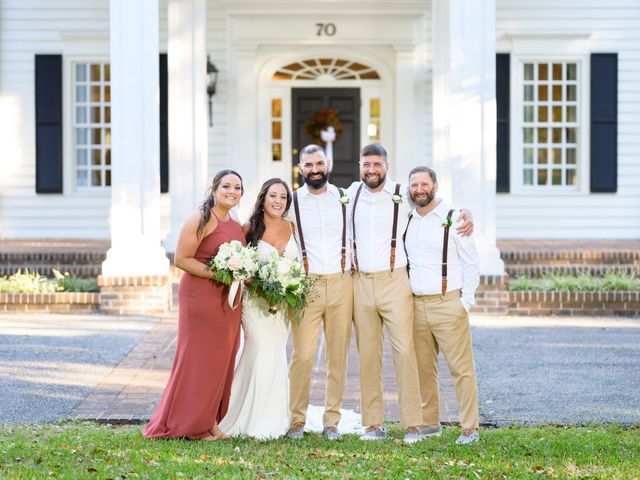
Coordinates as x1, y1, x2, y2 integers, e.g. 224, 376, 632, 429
249, 252, 313, 324
208, 240, 258, 308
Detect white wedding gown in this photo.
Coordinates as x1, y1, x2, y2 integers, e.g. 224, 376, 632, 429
219, 236, 362, 440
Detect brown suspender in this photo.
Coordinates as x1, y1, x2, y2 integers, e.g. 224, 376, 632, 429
402, 214, 413, 276
351, 182, 402, 273
403, 208, 455, 298
351, 183, 364, 272
338, 187, 347, 274
390, 183, 401, 272
441, 209, 455, 298
292, 188, 347, 274
292, 190, 309, 273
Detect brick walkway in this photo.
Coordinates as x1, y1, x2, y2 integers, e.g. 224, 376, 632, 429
71, 310, 459, 426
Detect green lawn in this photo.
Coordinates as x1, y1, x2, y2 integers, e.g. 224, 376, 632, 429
1, 423, 638, 479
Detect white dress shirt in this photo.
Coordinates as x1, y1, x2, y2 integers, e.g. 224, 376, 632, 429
347, 179, 412, 273
404, 199, 479, 312
287, 183, 351, 275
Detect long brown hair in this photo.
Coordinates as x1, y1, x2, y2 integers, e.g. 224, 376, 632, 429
245, 178, 292, 247
197, 169, 244, 237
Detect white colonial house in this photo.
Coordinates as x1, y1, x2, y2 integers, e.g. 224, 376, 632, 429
1, 0, 639, 278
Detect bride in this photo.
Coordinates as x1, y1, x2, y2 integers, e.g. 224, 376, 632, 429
218, 178, 296, 439
220, 178, 360, 440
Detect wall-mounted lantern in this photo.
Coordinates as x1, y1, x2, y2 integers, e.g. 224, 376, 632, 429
206, 55, 219, 127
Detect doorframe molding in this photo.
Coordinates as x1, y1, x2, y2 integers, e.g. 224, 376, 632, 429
255, 46, 393, 188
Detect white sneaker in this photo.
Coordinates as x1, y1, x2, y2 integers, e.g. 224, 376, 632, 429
403, 426, 425, 444
360, 426, 387, 441
419, 425, 442, 437
455, 430, 480, 445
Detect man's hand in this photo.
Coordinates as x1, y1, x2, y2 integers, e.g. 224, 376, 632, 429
456, 208, 474, 237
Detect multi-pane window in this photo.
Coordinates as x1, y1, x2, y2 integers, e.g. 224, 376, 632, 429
522, 61, 578, 187
74, 63, 111, 188
367, 98, 381, 143
271, 98, 282, 161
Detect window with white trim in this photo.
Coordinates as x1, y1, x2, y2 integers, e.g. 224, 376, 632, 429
73, 62, 111, 188
521, 61, 579, 188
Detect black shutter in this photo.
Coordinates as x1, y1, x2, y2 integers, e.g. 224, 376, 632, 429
35, 54, 63, 193
590, 53, 617, 193
496, 53, 510, 193
159, 53, 169, 193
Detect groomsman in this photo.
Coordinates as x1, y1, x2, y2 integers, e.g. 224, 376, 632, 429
404, 166, 481, 444
348, 145, 473, 444
346, 144, 425, 443
286, 144, 353, 441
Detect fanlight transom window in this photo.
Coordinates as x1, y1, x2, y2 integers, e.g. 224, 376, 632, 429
273, 58, 380, 80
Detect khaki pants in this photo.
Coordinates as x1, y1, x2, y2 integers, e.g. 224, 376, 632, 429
413, 289, 479, 430
353, 268, 422, 428
289, 272, 353, 428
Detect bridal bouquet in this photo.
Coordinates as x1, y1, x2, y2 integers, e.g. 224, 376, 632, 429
249, 252, 313, 324
208, 240, 258, 308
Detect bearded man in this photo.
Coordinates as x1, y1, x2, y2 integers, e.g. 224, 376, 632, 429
404, 166, 481, 445
347, 144, 473, 443
285, 144, 353, 441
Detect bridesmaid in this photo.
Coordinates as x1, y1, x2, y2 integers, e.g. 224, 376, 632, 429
143, 170, 245, 441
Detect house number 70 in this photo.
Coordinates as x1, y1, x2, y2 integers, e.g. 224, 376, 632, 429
316, 23, 336, 36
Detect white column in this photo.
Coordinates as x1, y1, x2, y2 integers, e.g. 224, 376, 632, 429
432, 0, 504, 275
163, 0, 208, 252
393, 46, 418, 180
103, 0, 169, 276
229, 46, 258, 222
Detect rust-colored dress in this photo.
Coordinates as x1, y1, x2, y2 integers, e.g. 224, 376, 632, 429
143, 216, 244, 439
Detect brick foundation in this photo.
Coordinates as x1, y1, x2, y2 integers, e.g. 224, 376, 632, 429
508, 291, 640, 316
473, 275, 510, 315
0, 292, 99, 313
98, 275, 171, 315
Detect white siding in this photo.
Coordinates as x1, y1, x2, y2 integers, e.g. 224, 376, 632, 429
0, 0, 179, 240
495, 0, 640, 239
0, 0, 111, 239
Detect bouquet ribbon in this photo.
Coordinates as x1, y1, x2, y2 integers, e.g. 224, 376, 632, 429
228, 280, 243, 310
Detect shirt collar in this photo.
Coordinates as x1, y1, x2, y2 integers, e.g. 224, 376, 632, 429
362, 178, 397, 196
295, 182, 339, 200
432, 199, 451, 218
411, 199, 451, 218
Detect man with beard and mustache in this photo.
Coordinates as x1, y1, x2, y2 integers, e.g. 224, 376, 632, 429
285, 144, 354, 441
404, 166, 480, 445
347, 144, 474, 443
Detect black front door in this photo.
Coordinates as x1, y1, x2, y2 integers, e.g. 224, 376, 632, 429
291, 88, 360, 188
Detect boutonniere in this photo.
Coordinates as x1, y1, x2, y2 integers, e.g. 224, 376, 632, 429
441, 217, 453, 228
339, 195, 350, 205
391, 194, 404, 204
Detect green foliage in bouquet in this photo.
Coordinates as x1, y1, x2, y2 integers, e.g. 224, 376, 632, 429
249, 254, 314, 325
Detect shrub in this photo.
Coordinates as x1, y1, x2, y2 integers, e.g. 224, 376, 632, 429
602, 272, 640, 291
509, 272, 640, 292
0, 270, 99, 294
0, 270, 58, 294
52, 270, 99, 292
508, 275, 541, 291
543, 273, 601, 292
